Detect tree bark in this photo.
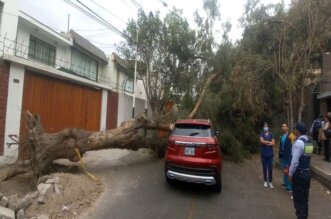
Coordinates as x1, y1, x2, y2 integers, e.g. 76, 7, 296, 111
3, 112, 171, 181
297, 85, 305, 123
289, 88, 294, 130
188, 74, 217, 119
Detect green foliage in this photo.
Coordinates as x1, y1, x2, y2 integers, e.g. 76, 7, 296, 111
117, 0, 331, 162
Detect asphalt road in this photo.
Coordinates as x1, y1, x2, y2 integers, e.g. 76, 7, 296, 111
81, 150, 331, 219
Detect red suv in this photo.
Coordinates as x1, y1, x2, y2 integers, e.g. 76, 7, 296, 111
164, 119, 222, 193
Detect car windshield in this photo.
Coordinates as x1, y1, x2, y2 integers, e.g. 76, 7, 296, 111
173, 124, 212, 137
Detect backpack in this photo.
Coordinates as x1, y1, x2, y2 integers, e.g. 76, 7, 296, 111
313, 119, 322, 133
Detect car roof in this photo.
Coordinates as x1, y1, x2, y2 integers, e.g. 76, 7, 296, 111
175, 119, 211, 126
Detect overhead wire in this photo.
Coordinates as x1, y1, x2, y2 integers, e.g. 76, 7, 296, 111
64, 0, 121, 35
87, 0, 128, 24
75, 0, 132, 40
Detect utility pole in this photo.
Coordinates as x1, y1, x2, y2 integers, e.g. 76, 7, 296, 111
67, 14, 70, 33
132, 26, 139, 118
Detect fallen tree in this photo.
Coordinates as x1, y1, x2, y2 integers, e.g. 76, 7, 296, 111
3, 74, 216, 182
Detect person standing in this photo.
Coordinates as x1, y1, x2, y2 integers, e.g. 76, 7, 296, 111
310, 114, 322, 155
259, 123, 275, 189
322, 113, 331, 162
279, 123, 295, 192
289, 122, 313, 219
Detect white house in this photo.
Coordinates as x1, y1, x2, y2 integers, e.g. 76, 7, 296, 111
0, 0, 148, 165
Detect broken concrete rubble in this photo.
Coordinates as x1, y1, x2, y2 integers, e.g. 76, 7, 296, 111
37, 175, 51, 185
37, 183, 52, 204
0, 205, 15, 219
54, 184, 63, 194
16, 209, 25, 219
0, 196, 8, 207
7, 194, 19, 211
45, 176, 59, 185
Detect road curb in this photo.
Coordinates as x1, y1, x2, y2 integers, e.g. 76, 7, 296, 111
310, 165, 331, 189
275, 160, 331, 189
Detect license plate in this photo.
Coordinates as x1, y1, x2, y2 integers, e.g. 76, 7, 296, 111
184, 147, 195, 156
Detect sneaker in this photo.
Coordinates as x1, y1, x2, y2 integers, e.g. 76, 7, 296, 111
264, 181, 268, 188
281, 184, 287, 189
269, 183, 274, 189
286, 188, 292, 193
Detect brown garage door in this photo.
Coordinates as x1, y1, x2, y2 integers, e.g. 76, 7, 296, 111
21, 71, 101, 134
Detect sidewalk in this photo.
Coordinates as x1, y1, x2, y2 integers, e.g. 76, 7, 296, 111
310, 154, 331, 189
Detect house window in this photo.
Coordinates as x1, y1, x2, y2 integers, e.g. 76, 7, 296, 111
28, 35, 56, 66
123, 77, 133, 93
71, 49, 98, 81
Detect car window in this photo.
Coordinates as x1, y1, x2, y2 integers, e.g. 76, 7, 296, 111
173, 124, 212, 137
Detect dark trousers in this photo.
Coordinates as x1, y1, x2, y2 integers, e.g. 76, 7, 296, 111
261, 155, 273, 182
317, 141, 322, 154
312, 133, 321, 154
324, 140, 330, 161
292, 170, 311, 219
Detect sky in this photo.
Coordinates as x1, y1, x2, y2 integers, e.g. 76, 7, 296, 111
19, 0, 290, 54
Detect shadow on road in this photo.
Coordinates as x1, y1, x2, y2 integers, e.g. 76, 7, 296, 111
165, 179, 219, 197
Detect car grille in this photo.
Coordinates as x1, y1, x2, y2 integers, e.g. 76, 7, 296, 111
166, 163, 217, 176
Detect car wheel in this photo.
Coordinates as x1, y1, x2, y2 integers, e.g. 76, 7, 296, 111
213, 173, 222, 193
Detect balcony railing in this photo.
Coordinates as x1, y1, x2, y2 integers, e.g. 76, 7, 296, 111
0, 36, 125, 92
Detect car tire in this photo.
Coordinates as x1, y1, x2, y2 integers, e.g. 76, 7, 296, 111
213, 173, 222, 193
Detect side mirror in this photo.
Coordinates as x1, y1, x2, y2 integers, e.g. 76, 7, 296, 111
215, 130, 220, 136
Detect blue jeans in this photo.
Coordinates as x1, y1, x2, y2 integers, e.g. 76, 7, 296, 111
281, 158, 292, 190
261, 155, 273, 182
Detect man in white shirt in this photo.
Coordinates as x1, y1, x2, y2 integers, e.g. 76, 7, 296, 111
289, 122, 313, 219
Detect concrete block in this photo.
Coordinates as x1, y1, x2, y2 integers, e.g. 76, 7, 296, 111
0, 206, 15, 219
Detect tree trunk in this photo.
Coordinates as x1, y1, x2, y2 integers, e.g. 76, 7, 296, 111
188, 74, 217, 119
289, 88, 294, 130
297, 85, 305, 122
3, 112, 171, 181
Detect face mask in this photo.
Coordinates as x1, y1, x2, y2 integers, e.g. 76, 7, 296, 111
263, 127, 269, 132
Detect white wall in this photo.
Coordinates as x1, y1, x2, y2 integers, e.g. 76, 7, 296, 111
101, 55, 118, 91
16, 20, 72, 69
0, 63, 25, 165
117, 93, 151, 127
136, 79, 147, 100
15, 24, 29, 58
100, 89, 108, 131
1, 0, 19, 55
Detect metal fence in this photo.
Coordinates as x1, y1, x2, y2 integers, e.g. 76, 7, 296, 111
0, 36, 132, 93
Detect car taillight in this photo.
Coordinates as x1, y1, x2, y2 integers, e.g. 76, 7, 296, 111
207, 144, 218, 151
203, 144, 219, 158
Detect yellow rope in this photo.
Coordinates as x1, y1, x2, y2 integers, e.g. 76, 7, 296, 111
75, 148, 99, 181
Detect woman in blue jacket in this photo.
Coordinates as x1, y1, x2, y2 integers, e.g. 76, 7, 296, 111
259, 123, 275, 189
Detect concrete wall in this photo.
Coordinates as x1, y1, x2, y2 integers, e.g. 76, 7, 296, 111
16, 19, 72, 69
0, 61, 10, 156
102, 56, 118, 91
136, 79, 147, 100
0, 0, 19, 55
0, 63, 25, 165
117, 94, 149, 127
100, 89, 108, 131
